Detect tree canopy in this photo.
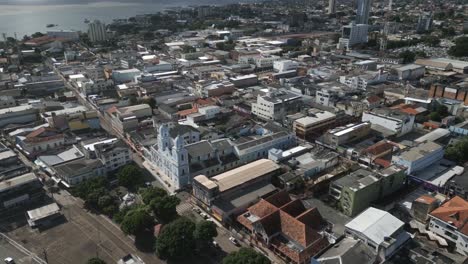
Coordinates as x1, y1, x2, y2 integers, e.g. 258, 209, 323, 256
117, 164, 144, 190
223, 248, 271, 264
120, 207, 154, 235
155, 217, 196, 260
194, 220, 218, 244
149, 195, 180, 223
448, 36, 468, 57
445, 136, 468, 164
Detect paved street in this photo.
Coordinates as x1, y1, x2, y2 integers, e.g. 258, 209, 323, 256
302, 197, 350, 236
0, 238, 43, 264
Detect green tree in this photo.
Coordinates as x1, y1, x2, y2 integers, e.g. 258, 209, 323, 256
141, 97, 157, 109
129, 95, 138, 106
429, 112, 442, 122
156, 217, 196, 260
445, 136, 468, 163
194, 220, 218, 247
120, 207, 154, 235
117, 164, 144, 190
448, 36, 468, 57
399, 50, 416, 64
150, 195, 180, 222
223, 248, 271, 264
31, 32, 44, 38
441, 27, 456, 38
87, 257, 107, 264
436, 105, 449, 117
182, 45, 196, 53
140, 186, 167, 204
421, 35, 440, 47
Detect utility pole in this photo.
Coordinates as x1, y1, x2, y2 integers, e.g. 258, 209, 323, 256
42, 248, 49, 264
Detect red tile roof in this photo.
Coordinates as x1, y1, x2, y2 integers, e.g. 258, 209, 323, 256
366, 95, 382, 104
430, 196, 468, 236
374, 157, 391, 168
363, 141, 393, 156
236, 190, 329, 263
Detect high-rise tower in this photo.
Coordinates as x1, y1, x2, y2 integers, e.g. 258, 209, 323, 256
328, 0, 336, 14
356, 0, 372, 24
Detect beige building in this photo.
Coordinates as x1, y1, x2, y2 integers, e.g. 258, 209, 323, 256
293, 110, 336, 140
192, 159, 281, 222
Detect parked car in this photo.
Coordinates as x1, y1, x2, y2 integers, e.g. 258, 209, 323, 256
229, 236, 239, 246
192, 207, 201, 213
4, 257, 15, 264
212, 241, 219, 247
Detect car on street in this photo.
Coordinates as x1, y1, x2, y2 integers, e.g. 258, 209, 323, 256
200, 212, 209, 219
212, 241, 218, 247
229, 236, 239, 246
192, 207, 201, 213
4, 257, 15, 264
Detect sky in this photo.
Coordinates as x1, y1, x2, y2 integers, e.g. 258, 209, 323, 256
0, 0, 243, 4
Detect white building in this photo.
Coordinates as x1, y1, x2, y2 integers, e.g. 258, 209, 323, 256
78, 79, 115, 96
273, 60, 299, 73
112, 68, 142, 83
338, 23, 368, 50
391, 141, 444, 174
395, 64, 426, 80
339, 71, 388, 90
345, 207, 411, 260
253, 55, 280, 68
362, 109, 415, 136
146, 124, 240, 190
88, 20, 108, 43
47, 30, 80, 41
428, 196, 468, 255
251, 89, 302, 121
83, 138, 132, 172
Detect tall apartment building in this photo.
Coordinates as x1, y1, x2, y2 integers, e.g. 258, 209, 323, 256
251, 89, 302, 121
356, 0, 372, 24
338, 23, 369, 50
88, 20, 108, 43
328, 0, 336, 14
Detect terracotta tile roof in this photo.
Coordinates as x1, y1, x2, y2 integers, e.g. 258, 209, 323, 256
363, 141, 393, 156
195, 98, 216, 106
26, 127, 47, 138
415, 195, 437, 205
374, 157, 391, 168
177, 107, 198, 117
236, 190, 329, 263
430, 196, 468, 236
366, 95, 382, 104
264, 190, 292, 207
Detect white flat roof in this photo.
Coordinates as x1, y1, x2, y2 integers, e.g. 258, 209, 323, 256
346, 207, 404, 245
27, 203, 60, 222
83, 138, 118, 152
69, 74, 85, 79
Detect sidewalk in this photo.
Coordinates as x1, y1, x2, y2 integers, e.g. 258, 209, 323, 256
142, 161, 177, 194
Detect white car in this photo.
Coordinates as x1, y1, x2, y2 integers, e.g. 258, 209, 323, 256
229, 236, 239, 246
212, 241, 219, 247
4, 258, 15, 264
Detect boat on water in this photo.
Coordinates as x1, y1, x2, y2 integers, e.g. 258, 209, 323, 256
46, 24, 56, 28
